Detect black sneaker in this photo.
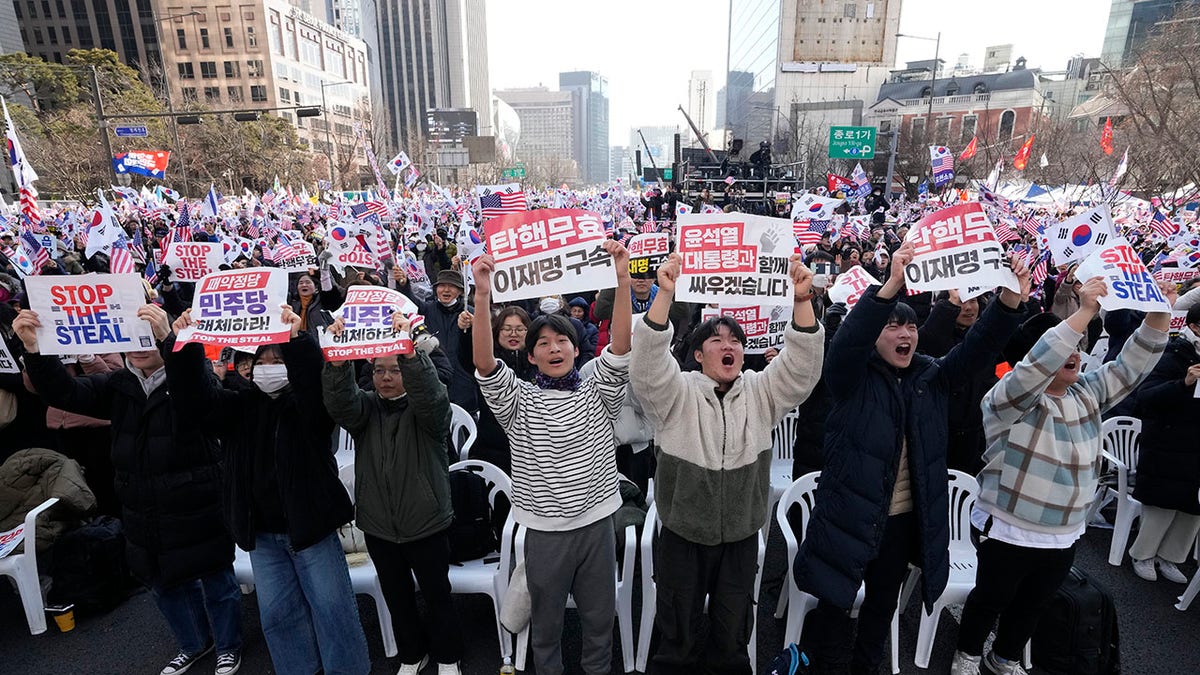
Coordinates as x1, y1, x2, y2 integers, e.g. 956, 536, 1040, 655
160, 644, 213, 675
215, 651, 241, 675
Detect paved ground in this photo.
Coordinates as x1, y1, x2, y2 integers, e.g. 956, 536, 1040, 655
3, 522, 1200, 675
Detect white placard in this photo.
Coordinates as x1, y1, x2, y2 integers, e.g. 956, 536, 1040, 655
175, 268, 291, 349
903, 203, 1018, 295
1075, 239, 1171, 313
676, 213, 795, 306
0, 524, 24, 559
827, 266, 880, 310
699, 305, 788, 354
486, 209, 616, 302
25, 274, 156, 356
162, 241, 224, 282
318, 286, 419, 361
0, 338, 18, 373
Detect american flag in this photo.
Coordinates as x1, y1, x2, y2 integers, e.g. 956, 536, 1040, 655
794, 220, 829, 247
931, 146, 954, 174
109, 234, 136, 274
172, 205, 193, 242
18, 185, 42, 232
640, 217, 657, 234
130, 225, 147, 263
1149, 210, 1178, 238
1019, 216, 1043, 239
20, 230, 48, 273
479, 190, 528, 220
1026, 249, 1050, 287
993, 219, 1021, 244
348, 202, 387, 220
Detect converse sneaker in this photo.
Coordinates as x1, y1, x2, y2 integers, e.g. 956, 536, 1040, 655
983, 651, 1028, 675
396, 655, 429, 675
1132, 557, 1158, 581
160, 644, 213, 675
214, 651, 241, 675
951, 651, 982, 675
1158, 558, 1189, 583
436, 663, 462, 675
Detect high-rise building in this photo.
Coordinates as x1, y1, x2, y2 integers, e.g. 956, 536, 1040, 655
686, 70, 714, 146
1101, 0, 1190, 67
631, 126, 679, 174
559, 71, 609, 184
493, 87, 575, 175
375, 0, 492, 152
982, 44, 1013, 73
0, 0, 22, 58
610, 146, 634, 184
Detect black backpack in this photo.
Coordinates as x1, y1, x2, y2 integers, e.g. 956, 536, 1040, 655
446, 469, 496, 563
1031, 567, 1120, 675
48, 516, 134, 615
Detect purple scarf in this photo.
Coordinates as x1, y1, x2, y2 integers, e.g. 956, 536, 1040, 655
534, 368, 582, 392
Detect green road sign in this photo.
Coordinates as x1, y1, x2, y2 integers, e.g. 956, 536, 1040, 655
663, 168, 673, 180
828, 126, 877, 160
501, 166, 526, 179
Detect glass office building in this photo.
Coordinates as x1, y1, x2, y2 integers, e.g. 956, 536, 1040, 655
724, 0, 780, 149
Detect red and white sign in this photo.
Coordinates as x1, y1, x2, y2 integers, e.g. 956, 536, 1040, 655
0, 524, 24, 559
1075, 239, 1171, 313
485, 209, 615, 302
162, 242, 223, 282
25, 274, 156, 356
827, 266, 880, 310
676, 213, 795, 305
699, 305, 789, 354
276, 241, 319, 272
318, 286, 419, 361
626, 232, 669, 277
903, 203, 1018, 294
175, 268, 291, 349
1154, 268, 1197, 286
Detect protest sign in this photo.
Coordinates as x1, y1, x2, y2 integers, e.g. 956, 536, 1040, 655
0, 337, 18, 373
675, 213, 795, 305
318, 286, 419, 361
486, 209, 615, 302
1169, 310, 1190, 338
0, 524, 24, 559
903, 203, 1018, 294
276, 241, 319, 272
698, 305, 789, 354
25, 274, 156, 356
175, 269, 291, 349
827, 266, 880, 310
325, 223, 378, 272
1154, 268, 1197, 287
626, 232, 670, 277
1046, 206, 1118, 265
162, 242, 223, 282
1075, 239, 1171, 313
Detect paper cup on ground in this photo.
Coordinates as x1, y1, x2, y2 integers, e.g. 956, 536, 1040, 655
46, 604, 75, 632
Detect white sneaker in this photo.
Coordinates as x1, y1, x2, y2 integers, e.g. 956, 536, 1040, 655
436, 663, 462, 675
983, 651, 1028, 675
951, 651, 982, 675
1132, 557, 1157, 581
397, 655, 429, 675
1158, 558, 1189, 583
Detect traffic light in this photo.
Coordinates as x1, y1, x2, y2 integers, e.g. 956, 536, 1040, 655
295, 107, 322, 118
177, 115, 202, 125
233, 112, 260, 122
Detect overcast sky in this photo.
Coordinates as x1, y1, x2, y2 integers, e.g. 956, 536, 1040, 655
486, 0, 1111, 144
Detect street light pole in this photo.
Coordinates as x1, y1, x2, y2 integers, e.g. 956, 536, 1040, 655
320, 79, 353, 189
150, 10, 200, 196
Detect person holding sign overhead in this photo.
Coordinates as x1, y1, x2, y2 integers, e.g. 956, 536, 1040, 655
630, 250, 825, 675
471, 239, 633, 675
952, 277, 1172, 675
795, 241, 1030, 675
163, 303, 370, 675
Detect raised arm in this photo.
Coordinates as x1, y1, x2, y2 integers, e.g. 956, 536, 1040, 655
471, 254, 499, 377
1079, 280, 1173, 411
631, 253, 686, 424
604, 239, 632, 356
321, 316, 372, 433
12, 309, 114, 418
937, 255, 1029, 381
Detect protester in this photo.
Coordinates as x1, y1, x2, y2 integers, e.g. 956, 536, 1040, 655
14, 303, 243, 675
952, 278, 1172, 675
471, 239, 632, 675
395, 267, 478, 413
794, 241, 1030, 675
164, 305, 370, 675
323, 311, 463, 675
630, 251, 824, 675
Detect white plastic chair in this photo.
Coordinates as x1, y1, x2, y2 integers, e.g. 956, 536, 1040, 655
1100, 417, 1142, 566
635, 502, 767, 674
0, 497, 59, 634
765, 408, 801, 536
445, 460, 515, 659
775, 474, 900, 674
1177, 489, 1200, 612
449, 403, 479, 460
512, 520, 637, 672
913, 471, 978, 668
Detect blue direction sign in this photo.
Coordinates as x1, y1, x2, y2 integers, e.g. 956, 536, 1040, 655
114, 125, 149, 137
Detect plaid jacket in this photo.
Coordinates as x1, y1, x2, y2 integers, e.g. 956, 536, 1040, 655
978, 321, 1167, 534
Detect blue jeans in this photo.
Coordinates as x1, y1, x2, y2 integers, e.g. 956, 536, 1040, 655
250, 531, 371, 675
152, 566, 243, 656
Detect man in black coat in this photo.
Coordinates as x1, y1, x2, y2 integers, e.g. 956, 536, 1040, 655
793, 241, 1029, 674
14, 303, 243, 675
395, 268, 478, 413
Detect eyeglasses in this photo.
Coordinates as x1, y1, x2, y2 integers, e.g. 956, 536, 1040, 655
372, 368, 402, 377
499, 326, 528, 335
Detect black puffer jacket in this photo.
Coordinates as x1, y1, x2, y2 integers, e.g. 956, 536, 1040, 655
164, 334, 353, 552
1133, 336, 1200, 514
793, 286, 1024, 611
24, 354, 230, 588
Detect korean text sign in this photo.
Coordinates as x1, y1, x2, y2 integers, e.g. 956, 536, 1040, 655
700, 305, 788, 354
26, 274, 156, 356
675, 213, 795, 306
486, 209, 616, 302
175, 268, 291, 349
162, 242, 223, 282
827, 266, 880, 310
1075, 239, 1171, 313
276, 241, 319, 272
903, 203, 1018, 294
626, 233, 670, 277
318, 286, 419, 361
0, 337, 19, 373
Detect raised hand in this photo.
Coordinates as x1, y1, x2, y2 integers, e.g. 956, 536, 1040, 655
12, 310, 41, 352
602, 239, 631, 281
1077, 276, 1108, 313
457, 310, 473, 330
171, 308, 194, 336
280, 304, 302, 338
788, 255, 814, 297
657, 252, 682, 294
137, 303, 172, 342
472, 254, 496, 296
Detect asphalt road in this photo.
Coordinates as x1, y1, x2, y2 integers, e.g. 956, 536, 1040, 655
3, 522, 1199, 675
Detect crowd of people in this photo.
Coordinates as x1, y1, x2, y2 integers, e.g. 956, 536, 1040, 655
1, 178, 1200, 675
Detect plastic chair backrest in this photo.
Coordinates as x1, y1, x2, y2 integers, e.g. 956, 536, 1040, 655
776, 471, 821, 541
1101, 416, 1141, 476
449, 403, 478, 460
946, 470, 979, 550
772, 409, 801, 462
449, 459, 511, 512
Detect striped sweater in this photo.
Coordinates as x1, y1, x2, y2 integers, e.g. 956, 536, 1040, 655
978, 321, 1167, 534
476, 347, 629, 532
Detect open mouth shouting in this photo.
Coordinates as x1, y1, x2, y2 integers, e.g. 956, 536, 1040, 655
1063, 354, 1080, 372
895, 342, 912, 358
721, 353, 736, 367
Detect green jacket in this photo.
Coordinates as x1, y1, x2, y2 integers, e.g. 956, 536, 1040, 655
321, 351, 454, 544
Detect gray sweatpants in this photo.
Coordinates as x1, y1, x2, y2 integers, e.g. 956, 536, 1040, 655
525, 517, 616, 675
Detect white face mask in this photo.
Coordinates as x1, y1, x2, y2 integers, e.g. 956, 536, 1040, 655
252, 364, 289, 394
539, 298, 561, 314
